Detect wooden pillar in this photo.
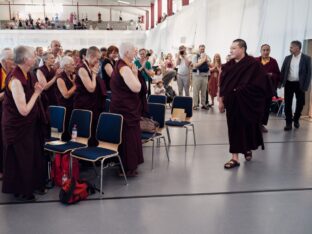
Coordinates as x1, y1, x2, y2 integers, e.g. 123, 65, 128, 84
151, 3, 154, 28
157, 0, 162, 23
167, 0, 173, 16
182, 0, 189, 6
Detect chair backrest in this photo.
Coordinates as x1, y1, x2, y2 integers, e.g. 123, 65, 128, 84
171, 96, 193, 118
105, 99, 111, 112
148, 95, 167, 105
96, 113, 123, 145
49, 105, 66, 137
68, 109, 92, 142
147, 103, 166, 128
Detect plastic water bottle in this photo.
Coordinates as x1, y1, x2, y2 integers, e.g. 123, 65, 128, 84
71, 124, 77, 141
62, 172, 68, 185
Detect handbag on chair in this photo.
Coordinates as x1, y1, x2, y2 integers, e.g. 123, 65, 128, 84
140, 117, 159, 133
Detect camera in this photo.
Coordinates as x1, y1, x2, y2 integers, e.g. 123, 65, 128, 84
179, 50, 185, 56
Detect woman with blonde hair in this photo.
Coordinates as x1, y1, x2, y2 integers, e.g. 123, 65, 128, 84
208, 54, 222, 106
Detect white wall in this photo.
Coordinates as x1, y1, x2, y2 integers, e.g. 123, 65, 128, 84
145, 0, 312, 66
0, 30, 146, 50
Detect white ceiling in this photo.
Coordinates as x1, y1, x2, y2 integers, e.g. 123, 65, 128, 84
0, 0, 153, 5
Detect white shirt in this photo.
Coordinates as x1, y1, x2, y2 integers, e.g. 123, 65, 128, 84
177, 58, 190, 76
288, 53, 301, 81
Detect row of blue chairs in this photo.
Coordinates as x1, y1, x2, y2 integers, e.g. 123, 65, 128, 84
45, 107, 127, 198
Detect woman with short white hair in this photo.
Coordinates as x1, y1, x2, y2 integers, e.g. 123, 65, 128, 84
56, 56, 76, 141
2, 45, 46, 201
110, 42, 147, 177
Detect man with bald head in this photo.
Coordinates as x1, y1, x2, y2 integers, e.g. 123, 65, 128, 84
0, 48, 14, 179
39, 40, 62, 68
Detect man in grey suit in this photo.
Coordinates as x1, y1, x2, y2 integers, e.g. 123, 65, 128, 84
280, 40, 311, 131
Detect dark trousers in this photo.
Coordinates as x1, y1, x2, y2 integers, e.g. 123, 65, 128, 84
262, 97, 272, 125
284, 81, 305, 123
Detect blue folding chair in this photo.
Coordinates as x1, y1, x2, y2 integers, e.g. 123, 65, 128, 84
165, 96, 196, 146
141, 103, 169, 169
70, 113, 127, 198
45, 108, 92, 156
148, 95, 167, 105
46, 105, 66, 142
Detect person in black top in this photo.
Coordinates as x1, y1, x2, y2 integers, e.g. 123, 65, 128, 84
100, 45, 119, 96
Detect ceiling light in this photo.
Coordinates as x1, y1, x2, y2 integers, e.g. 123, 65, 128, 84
117, 0, 131, 5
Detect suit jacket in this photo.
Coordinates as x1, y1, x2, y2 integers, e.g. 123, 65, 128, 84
280, 53, 312, 91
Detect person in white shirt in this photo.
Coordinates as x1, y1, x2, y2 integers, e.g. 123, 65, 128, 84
280, 40, 312, 130
176, 45, 191, 96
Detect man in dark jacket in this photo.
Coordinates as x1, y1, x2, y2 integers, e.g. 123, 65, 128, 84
280, 40, 311, 130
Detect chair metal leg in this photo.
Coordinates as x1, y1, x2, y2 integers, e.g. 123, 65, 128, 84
92, 162, 98, 177
185, 127, 189, 147
152, 139, 155, 169
117, 155, 128, 185
100, 159, 104, 199
162, 136, 170, 162
191, 124, 196, 146
157, 138, 160, 147
166, 126, 171, 144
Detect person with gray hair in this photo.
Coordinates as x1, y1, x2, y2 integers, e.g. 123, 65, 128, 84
2, 45, 46, 201
56, 56, 76, 141
280, 40, 312, 130
74, 46, 106, 146
0, 48, 14, 179
110, 42, 146, 177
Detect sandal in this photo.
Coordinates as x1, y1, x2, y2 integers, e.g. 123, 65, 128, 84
244, 151, 252, 161
224, 159, 240, 169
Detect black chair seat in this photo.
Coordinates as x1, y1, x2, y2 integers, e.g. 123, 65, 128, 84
141, 132, 162, 140
71, 147, 117, 161
45, 141, 86, 153
165, 120, 191, 127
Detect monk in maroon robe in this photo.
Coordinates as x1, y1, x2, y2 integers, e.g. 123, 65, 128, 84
56, 56, 76, 141
219, 39, 271, 169
255, 44, 281, 132
2, 46, 45, 201
110, 43, 146, 176
0, 48, 14, 179
36, 52, 62, 140
73, 46, 106, 146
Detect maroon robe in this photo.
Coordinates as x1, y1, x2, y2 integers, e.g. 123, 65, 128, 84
2, 66, 45, 196
0, 64, 5, 173
74, 61, 106, 146
255, 56, 281, 125
38, 64, 57, 106
220, 56, 271, 154
56, 71, 75, 141
110, 59, 147, 171
255, 57, 281, 90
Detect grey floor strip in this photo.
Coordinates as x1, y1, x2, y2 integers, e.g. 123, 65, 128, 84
1, 187, 312, 206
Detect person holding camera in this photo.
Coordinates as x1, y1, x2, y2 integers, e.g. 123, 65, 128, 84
176, 45, 191, 96
192, 44, 210, 110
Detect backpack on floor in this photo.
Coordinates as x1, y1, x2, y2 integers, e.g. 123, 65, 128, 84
51, 153, 80, 187
59, 178, 95, 205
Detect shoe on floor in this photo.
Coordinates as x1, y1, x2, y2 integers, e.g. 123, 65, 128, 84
294, 121, 300, 129
15, 194, 36, 202
193, 106, 199, 110
284, 124, 292, 131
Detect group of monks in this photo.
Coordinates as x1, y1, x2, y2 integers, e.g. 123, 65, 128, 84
0, 41, 111, 201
